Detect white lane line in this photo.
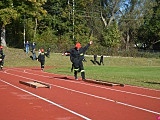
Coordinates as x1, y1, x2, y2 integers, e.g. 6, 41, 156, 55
127, 84, 160, 92
11, 67, 160, 92
51, 83, 160, 115
9, 68, 160, 100
8, 67, 160, 92
0, 79, 91, 120
3, 69, 160, 115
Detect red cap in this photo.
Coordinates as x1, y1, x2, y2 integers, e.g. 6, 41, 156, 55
0, 46, 3, 49
75, 42, 81, 49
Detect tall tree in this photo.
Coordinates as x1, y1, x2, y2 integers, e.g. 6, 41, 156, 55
0, 0, 18, 46
118, 0, 148, 50
137, 0, 158, 49
87, 0, 121, 48
23, 0, 47, 39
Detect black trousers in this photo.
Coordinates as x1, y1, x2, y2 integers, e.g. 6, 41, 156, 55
0, 60, 4, 69
73, 59, 85, 79
40, 60, 45, 69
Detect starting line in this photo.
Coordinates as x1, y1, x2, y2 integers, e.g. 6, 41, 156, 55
19, 80, 51, 89
84, 79, 125, 87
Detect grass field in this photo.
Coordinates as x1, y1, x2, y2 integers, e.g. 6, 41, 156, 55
3, 47, 160, 90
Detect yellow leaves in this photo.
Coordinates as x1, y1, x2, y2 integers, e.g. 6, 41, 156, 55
27, 0, 47, 4
0, 8, 18, 25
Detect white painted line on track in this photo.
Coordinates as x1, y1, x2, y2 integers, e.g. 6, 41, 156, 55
10, 67, 160, 91
9, 68, 160, 100
51, 84, 160, 115
3, 69, 160, 115
19, 67, 160, 92
0, 79, 91, 120
127, 84, 160, 92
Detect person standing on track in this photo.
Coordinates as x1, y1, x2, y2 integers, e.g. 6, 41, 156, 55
0, 46, 5, 70
63, 41, 93, 80
38, 48, 46, 71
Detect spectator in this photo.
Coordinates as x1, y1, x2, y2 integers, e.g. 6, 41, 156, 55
32, 48, 37, 60
31, 42, 36, 52
93, 54, 97, 64
100, 55, 104, 65
25, 41, 30, 54
45, 48, 51, 58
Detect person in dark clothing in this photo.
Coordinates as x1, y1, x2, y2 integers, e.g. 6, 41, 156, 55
91, 54, 100, 65
71, 58, 87, 72
31, 42, 36, 51
63, 41, 93, 80
32, 48, 37, 60
0, 46, 5, 70
93, 54, 97, 64
100, 55, 104, 65
45, 48, 51, 58
38, 48, 46, 71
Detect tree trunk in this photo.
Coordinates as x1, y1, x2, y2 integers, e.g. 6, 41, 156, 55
34, 18, 38, 39
1, 25, 7, 46
126, 32, 130, 50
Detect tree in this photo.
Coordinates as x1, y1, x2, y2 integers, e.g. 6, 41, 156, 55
102, 22, 120, 47
23, 0, 47, 39
0, 0, 18, 46
118, 0, 148, 50
137, 0, 159, 50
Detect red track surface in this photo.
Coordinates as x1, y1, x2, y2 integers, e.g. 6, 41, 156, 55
0, 67, 160, 120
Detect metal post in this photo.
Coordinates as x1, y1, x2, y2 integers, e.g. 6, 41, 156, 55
23, 15, 26, 48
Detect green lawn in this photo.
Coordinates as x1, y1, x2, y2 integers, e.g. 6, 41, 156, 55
3, 47, 160, 90
46, 54, 160, 90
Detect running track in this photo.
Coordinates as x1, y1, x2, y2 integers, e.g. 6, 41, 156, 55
0, 67, 160, 120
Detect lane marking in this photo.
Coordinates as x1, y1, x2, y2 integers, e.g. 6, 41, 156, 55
10, 67, 160, 91
0, 79, 91, 120
52, 83, 160, 115
2, 69, 160, 115
8, 68, 160, 100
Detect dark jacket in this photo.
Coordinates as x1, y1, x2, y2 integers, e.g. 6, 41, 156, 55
0, 50, 5, 60
38, 52, 45, 62
67, 43, 90, 63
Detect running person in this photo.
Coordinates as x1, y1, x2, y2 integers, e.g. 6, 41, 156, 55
38, 48, 46, 71
64, 41, 93, 80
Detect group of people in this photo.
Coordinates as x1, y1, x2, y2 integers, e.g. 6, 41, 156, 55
24, 41, 51, 71
92, 54, 104, 65
26, 40, 101, 80
25, 41, 37, 60
1, 40, 104, 81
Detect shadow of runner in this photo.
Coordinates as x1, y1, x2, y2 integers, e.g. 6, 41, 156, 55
51, 76, 73, 80
90, 60, 96, 64
143, 81, 160, 85
95, 61, 101, 65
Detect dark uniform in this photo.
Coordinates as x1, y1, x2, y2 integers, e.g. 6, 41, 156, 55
100, 55, 104, 65
38, 49, 46, 71
45, 48, 50, 58
65, 41, 92, 80
0, 46, 5, 70
93, 54, 97, 64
